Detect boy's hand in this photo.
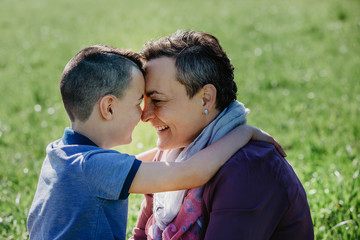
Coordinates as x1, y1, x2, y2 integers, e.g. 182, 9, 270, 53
249, 125, 287, 157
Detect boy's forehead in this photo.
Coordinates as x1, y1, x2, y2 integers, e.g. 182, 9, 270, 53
130, 68, 145, 93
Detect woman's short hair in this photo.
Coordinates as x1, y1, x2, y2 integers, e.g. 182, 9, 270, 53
141, 30, 237, 111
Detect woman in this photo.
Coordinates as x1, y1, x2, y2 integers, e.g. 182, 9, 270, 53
133, 30, 313, 239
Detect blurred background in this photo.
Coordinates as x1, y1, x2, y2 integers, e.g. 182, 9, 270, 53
0, 0, 359, 238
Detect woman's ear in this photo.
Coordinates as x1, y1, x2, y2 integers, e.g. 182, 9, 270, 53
99, 95, 116, 120
201, 84, 217, 111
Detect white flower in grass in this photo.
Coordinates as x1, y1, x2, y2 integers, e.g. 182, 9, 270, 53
34, 104, 42, 112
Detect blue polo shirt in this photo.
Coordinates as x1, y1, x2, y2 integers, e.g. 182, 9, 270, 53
27, 128, 141, 240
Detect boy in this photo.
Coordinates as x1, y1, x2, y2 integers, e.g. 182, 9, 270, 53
27, 45, 283, 239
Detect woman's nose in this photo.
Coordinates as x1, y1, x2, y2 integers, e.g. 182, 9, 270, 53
141, 100, 154, 122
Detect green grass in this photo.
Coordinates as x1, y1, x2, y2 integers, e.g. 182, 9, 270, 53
0, 0, 359, 239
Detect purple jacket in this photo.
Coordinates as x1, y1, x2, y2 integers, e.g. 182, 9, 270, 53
133, 141, 314, 239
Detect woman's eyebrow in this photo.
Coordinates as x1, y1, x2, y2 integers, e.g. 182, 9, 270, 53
145, 90, 164, 97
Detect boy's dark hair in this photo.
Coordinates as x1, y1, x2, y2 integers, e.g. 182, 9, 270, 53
60, 45, 144, 122
140, 30, 237, 111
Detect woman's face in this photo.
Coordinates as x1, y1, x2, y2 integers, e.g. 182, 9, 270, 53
141, 57, 207, 150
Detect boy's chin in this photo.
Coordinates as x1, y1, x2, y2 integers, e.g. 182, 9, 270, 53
115, 137, 132, 147
122, 137, 132, 145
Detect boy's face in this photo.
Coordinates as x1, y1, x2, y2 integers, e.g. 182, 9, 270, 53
111, 68, 144, 146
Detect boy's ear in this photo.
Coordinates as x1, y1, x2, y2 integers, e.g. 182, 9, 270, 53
201, 84, 217, 110
99, 95, 116, 120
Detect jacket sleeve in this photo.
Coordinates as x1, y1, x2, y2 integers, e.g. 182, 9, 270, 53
131, 194, 153, 240
202, 143, 313, 240
201, 153, 280, 240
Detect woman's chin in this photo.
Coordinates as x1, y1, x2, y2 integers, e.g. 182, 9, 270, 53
156, 140, 169, 151
156, 137, 178, 150
156, 138, 188, 151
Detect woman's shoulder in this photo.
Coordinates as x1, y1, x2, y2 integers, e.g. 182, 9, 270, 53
221, 141, 280, 169
205, 141, 290, 189
208, 140, 300, 199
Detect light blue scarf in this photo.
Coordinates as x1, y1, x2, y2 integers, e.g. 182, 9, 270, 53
154, 101, 250, 230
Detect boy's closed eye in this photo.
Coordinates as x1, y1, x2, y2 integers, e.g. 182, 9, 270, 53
137, 95, 144, 106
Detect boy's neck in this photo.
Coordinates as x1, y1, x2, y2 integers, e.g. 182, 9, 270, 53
71, 117, 111, 149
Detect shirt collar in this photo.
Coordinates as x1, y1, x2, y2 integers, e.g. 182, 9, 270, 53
62, 127, 98, 147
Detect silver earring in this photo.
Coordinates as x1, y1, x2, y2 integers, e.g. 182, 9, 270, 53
204, 109, 209, 115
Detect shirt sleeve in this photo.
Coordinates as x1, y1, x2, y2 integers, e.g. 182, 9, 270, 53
82, 150, 140, 200
202, 153, 285, 240
119, 159, 141, 199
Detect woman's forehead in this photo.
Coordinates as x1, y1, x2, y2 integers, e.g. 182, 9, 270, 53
144, 59, 178, 94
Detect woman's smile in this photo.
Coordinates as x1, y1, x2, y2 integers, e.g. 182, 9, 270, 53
156, 125, 170, 131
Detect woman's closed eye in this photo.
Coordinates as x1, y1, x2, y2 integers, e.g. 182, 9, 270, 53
152, 99, 162, 103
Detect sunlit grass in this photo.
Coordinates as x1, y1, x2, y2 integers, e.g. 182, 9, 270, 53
0, 0, 359, 239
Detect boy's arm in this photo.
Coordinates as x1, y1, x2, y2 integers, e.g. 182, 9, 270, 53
136, 148, 158, 162
249, 125, 286, 157
129, 124, 283, 194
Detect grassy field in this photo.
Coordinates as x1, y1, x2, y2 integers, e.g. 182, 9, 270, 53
0, 0, 359, 239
